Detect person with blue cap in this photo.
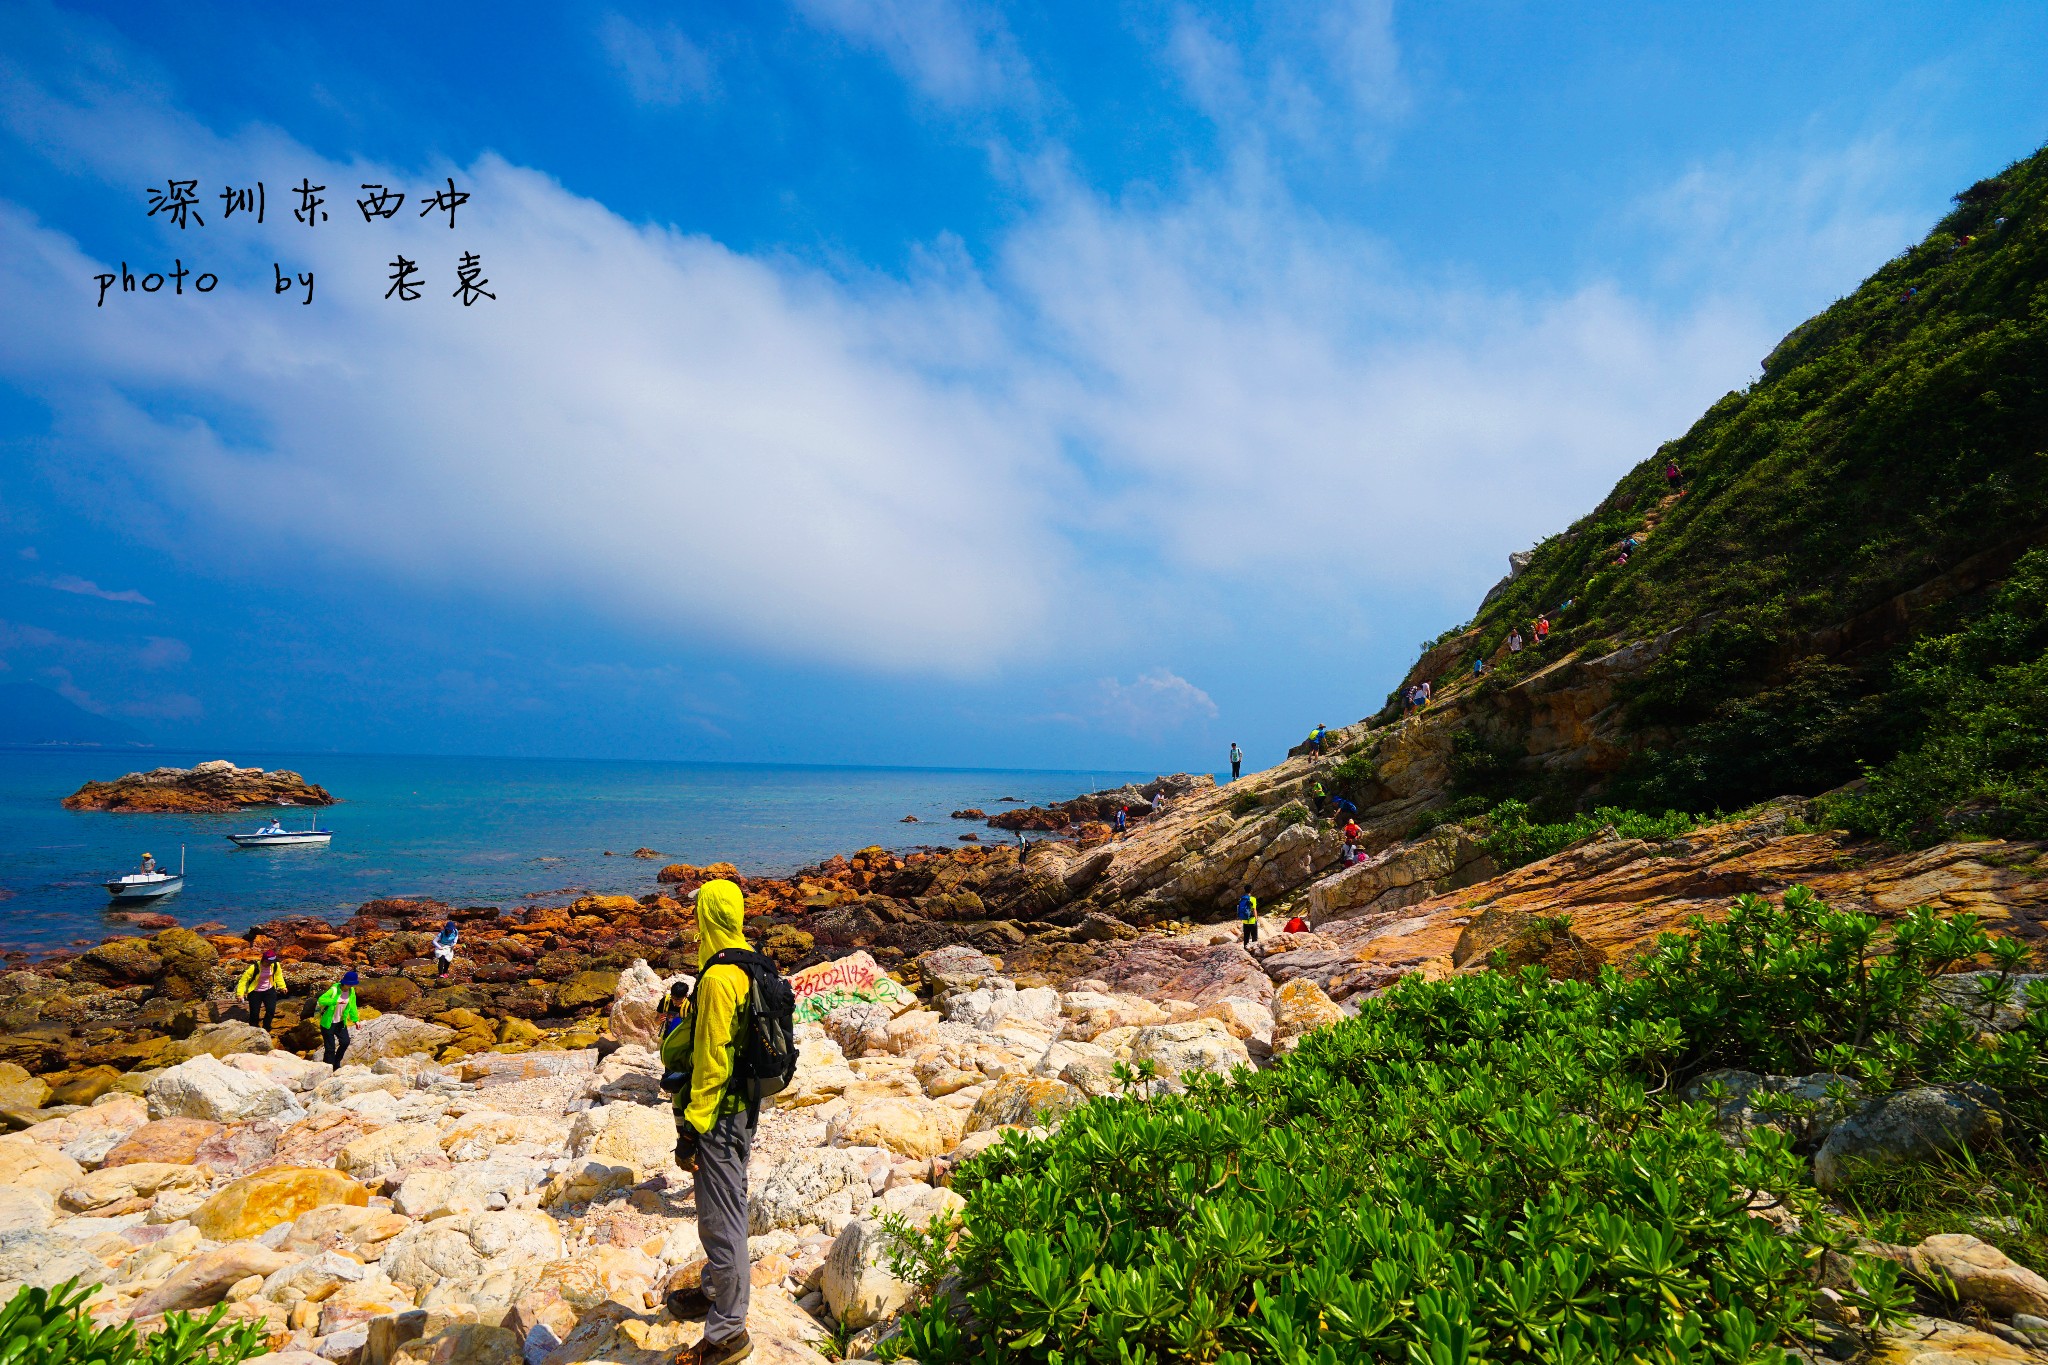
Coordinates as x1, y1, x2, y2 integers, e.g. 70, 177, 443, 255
317, 969, 360, 1067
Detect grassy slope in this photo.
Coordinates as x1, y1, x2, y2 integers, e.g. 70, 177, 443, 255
1436, 146, 2048, 819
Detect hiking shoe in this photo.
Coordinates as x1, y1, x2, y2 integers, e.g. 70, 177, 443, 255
677, 1331, 751, 1365
664, 1286, 710, 1321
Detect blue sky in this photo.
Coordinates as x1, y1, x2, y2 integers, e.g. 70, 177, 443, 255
1, 0, 2044, 773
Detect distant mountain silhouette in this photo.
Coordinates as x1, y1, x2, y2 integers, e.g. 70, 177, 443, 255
0, 682, 150, 747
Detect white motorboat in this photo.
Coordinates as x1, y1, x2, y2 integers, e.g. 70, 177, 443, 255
106, 847, 183, 900
227, 818, 332, 848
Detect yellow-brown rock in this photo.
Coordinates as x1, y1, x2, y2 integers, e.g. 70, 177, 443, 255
190, 1165, 370, 1240
1271, 978, 1344, 1047
1868, 1316, 2039, 1365
964, 1075, 1084, 1135
824, 1097, 964, 1159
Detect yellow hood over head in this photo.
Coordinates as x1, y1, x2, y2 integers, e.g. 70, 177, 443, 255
695, 879, 748, 967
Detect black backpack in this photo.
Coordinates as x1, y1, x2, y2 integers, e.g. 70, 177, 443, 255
703, 948, 799, 1127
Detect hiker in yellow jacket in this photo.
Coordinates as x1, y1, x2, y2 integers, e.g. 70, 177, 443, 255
316, 969, 360, 1068
235, 949, 287, 1032
658, 879, 756, 1365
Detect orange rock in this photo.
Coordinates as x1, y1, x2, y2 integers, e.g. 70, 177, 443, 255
101, 1116, 223, 1167
190, 1166, 371, 1241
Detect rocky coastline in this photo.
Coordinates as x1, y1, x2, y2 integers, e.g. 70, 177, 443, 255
2, 737, 2045, 1364
63, 760, 336, 813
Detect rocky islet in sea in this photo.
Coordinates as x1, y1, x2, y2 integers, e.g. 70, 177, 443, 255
62, 760, 336, 814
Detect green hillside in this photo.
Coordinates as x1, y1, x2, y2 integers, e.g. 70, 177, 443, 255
1432, 145, 2048, 841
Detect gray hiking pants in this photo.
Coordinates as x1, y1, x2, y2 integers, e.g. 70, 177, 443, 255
695, 1110, 753, 1342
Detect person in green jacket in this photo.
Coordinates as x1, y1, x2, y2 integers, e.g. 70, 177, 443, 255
316, 970, 360, 1068
659, 880, 756, 1365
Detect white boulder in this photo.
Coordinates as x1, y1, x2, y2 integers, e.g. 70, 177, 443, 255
146, 1054, 306, 1125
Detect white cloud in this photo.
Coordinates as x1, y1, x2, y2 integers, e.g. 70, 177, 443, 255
135, 636, 189, 668
38, 662, 188, 719
114, 690, 201, 720
1634, 133, 1929, 314
0, 148, 1072, 674
0, 39, 1934, 698
40, 573, 153, 603
598, 13, 716, 106
795, 0, 1032, 108
1167, 0, 1408, 153
1071, 669, 1219, 739
42, 664, 101, 712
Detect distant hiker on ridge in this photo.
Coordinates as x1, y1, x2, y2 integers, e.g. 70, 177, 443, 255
1238, 892, 1259, 948
1229, 742, 1242, 781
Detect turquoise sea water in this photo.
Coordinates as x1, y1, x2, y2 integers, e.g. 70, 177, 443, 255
0, 749, 1152, 954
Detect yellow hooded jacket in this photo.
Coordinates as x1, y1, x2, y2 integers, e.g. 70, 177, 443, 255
235, 960, 287, 997
659, 879, 751, 1134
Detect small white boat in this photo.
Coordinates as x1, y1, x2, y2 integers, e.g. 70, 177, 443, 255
227, 818, 332, 848
106, 847, 183, 900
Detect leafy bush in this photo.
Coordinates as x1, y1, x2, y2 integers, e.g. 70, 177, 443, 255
888, 891, 2042, 1365
1408, 794, 1491, 839
1447, 730, 1528, 805
1229, 791, 1264, 817
1821, 549, 2048, 846
1271, 802, 1311, 829
1328, 751, 1377, 800
0, 1281, 267, 1365
1481, 799, 1698, 869
1619, 887, 2046, 1125
891, 972, 1825, 1363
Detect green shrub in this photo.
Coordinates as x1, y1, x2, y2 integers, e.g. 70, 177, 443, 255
1447, 730, 1528, 805
1328, 751, 1377, 796
1619, 886, 2046, 1123
1229, 791, 1264, 817
1481, 799, 1698, 869
888, 891, 2043, 1365
0, 1280, 267, 1365
1408, 794, 1490, 838
1821, 549, 2048, 846
892, 964, 1823, 1365
1272, 802, 1311, 829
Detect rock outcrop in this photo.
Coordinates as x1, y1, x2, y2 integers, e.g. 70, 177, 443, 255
63, 759, 334, 812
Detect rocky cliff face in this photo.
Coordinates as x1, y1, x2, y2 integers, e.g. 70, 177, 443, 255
62, 760, 336, 813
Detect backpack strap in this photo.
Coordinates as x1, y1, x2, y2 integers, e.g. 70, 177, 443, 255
704, 949, 765, 1129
